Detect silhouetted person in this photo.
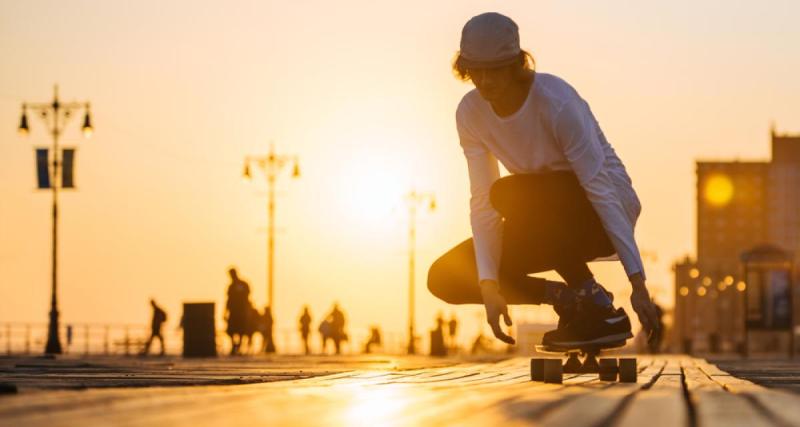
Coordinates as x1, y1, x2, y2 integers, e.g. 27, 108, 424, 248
448, 314, 458, 350
320, 303, 347, 354
66, 325, 73, 354
299, 306, 312, 355
430, 314, 447, 356
318, 319, 331, 353
261, 305, 276, 353
142, 299, 167, 356
225, 268, 251, 355
330, 303, 347, 354
363, 326, 382, 354
427, 13, 659, 349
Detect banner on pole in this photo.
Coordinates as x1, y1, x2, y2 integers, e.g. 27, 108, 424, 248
62, 148, 75, 189
35, 148, 50, 189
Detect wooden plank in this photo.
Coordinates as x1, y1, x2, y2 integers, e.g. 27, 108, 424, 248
682, 359, 774, 427
0, 359, 531, 427
3, 356, 782, 427
694, 359, 800, 427
615, 358, 688, 427
441, 375, 615, 427
531, 359, 663, 427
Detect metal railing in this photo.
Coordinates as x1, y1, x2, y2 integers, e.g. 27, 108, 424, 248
0, 322, 414, 356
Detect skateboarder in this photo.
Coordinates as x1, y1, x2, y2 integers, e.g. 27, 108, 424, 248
427, 12, 659, 349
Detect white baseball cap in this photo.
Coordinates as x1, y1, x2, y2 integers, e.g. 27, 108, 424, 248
459, 12, 521, 68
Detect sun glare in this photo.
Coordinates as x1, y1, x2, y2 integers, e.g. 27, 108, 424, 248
344, 387, 410, 426
337, 153, 408, 226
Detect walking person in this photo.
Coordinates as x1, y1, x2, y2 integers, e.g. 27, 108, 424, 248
330, 303, 347, 355
363, 326, 382, 354
447, 314, 458, 351
224, 268, 251, 355
430, 314, 447, 356
142, 299, 167, 356
299, 306, 312, 355
318, 318, 332, 354
261, 305, 276, 354
428, 12, 659, 348
321, 303, 347, 355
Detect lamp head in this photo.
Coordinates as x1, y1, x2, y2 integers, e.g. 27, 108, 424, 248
81, 105, 93, 138
242, 163, 251, 180
292, 160, 301, 178
18, 106, 29, 136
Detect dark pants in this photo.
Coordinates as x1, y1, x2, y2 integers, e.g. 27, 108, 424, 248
427, 172, 614, 305
143, 329, 165, 355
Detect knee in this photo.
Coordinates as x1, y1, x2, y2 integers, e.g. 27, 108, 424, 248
489, 175, 525, 215
489, 176, 512, 212
427, 256, 458, 304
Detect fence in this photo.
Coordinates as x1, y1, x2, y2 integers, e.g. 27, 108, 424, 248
0, 322, 413, 356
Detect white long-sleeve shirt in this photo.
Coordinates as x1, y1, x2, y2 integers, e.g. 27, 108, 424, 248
456, 73, 644, 283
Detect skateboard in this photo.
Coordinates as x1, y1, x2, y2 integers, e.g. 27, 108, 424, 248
530, 341, 636, 383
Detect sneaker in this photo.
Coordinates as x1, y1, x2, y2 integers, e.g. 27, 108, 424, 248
543, 307, 633, 348
553, 285, 615, 328
554, 303, 577, 329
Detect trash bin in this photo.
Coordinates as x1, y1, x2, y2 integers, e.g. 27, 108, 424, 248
181, 302, 217, 358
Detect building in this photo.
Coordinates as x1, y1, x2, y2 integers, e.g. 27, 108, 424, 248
672, 128, 800, 354
769, 131, 800, 260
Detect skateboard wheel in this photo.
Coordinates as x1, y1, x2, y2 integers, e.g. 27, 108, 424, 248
543, 359, 563, 384
619, 358, 637, 383
598, 358, 618, 381
530, 358, 545, 381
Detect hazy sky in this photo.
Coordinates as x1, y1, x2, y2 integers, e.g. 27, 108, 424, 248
1, 0, 798, 345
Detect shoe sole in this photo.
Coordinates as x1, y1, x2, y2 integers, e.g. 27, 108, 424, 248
537, 340, 628, 354
547, 332, 634, 348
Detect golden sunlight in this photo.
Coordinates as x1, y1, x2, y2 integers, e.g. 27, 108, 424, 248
344, 387, 411, 426
336, 151, 408, 226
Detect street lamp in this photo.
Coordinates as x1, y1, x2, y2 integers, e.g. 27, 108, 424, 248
405, 190, 435, 355
17, 85, 93, 354
242, 143, 300, 353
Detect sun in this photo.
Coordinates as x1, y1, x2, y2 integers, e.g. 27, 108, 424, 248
703, 174, 734, 207
337, 151, 408, 226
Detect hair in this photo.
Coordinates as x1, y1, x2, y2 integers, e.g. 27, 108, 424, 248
451, 50, 536, 82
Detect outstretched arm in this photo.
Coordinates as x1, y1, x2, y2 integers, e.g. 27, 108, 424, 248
457, 104, 514, 344
457, 107, 503, 284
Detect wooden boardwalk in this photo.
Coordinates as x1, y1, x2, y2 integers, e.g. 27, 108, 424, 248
1, 355, 799, 426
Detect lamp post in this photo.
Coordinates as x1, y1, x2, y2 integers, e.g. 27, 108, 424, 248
17, 85, 93, 355
404, 190, 435, 355
242, 144, 299, 353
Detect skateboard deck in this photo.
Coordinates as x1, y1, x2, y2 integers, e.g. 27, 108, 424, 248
534, 341, 626, 355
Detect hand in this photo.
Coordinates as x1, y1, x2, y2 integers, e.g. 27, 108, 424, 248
479, 280, 515, 345
629, 273, 659, 337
